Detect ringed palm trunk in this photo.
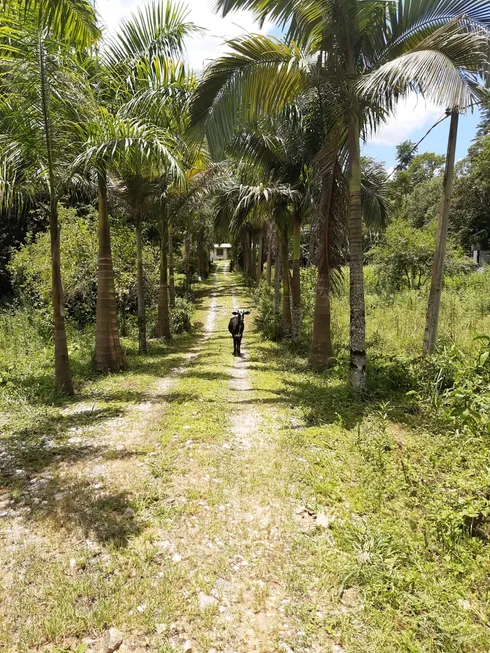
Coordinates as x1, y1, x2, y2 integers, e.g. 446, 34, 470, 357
257, 228, 264, 282
309, 257, 332, 367
243, 229, 251, 277
266, 222, 273, 286
348, 110, 367, 391
155, 201, 171, 341
135, 211, 147, 354
291, 212, 302, 343
309, 158, 337, 368
168, 222, 175, 308
423, 109, 459, 354
274, 229, 282, 319
95, 169, 124, 372
38, 31, 73, 393
185, 231, 191, 288
50, 199, 74, 394
281, 229, 292, 337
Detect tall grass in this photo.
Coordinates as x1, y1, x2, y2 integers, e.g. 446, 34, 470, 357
298, 266, 490, 359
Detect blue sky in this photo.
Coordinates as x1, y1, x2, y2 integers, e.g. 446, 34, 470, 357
364, 108, 481, 171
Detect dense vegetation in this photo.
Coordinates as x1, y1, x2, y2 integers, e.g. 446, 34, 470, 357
1, 0, 490, 650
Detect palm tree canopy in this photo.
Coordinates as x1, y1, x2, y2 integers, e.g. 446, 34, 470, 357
6, 0, 100, 46
191, 0, 490, 156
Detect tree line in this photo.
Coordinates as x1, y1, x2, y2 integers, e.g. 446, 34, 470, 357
1, 0, 490, 395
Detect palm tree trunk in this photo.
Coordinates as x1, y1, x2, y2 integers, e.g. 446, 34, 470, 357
309, 151, 337, 369
257, 228, 264, 282
95, 170, 124, 372
348, 111, 367, 391
266, 223, 273, 286
291, 212, 302, 342
38, 33, 73, 394
424, 109, 459, 354
155, 201, 171, 341
50, 199, 74, 394
282, 229, 291, 337
309, 258, 332, 367
274, 230, 282, 319
185, 231, 191, 288
243, 229, 251, 277
168, 222, 175, 308
135, 211, 146, 354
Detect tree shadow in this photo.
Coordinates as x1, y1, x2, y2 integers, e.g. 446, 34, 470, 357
0, 407, 145, 546
247, 341, 416, 430
0, 406, 123, 479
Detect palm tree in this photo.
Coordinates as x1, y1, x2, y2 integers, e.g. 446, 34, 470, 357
423, 108, 459, 354
0, 1, 98, 393
78, 0, 197, 363
6, 0, 99, 45
191, 1, 490, 388
75, 113, 182, 366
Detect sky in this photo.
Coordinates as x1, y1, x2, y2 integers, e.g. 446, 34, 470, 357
96, 0, 482, 170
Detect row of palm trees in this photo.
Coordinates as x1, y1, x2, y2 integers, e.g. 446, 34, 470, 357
0, 0, 208, 393
191, 0, 490, 390
2, 0, 490, 395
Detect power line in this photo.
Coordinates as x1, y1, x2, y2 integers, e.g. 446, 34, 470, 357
382, 100, 483, 184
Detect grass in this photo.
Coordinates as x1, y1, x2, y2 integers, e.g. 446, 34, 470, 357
245, 294, 490, 651
1, 264, 490, 651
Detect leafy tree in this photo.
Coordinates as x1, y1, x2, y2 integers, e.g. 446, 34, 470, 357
451, 119, 490, 250
388, 152, 445, 217
0, 0, 98, 394
396, 140, 417, 170
404, 176, 443, 228
370, 218, 471, 294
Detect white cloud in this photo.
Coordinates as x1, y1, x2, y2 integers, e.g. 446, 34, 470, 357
367, 95, 443, 147
96, 0, 272, 71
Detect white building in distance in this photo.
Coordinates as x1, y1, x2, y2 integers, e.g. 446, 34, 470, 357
210, 243, 232, 261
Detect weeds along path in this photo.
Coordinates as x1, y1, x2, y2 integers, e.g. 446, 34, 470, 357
0, 266, 330, 653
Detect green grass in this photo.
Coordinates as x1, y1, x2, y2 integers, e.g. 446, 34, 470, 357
1, 265, 490, 651
244, 334, 490, 652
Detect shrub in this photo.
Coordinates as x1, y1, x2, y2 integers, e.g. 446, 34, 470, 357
9, 205, 160, 326
369, 219, 473, 294
411, 337, 490, 437
253, 278, 283, 340
170, 297, 192, 334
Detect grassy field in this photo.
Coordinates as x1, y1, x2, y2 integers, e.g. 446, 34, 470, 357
1, 266, 490, 651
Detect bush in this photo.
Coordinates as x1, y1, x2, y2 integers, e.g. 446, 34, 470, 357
253, 277, 283, 341
369, 219, 473, 294
9, 205, 160, 326
411, 338, 490, 437
170, 297, 192, 334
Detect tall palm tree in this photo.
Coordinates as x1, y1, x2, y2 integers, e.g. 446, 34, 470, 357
0, 1, 98, 393
191, 1, 490, 389
79, 0, 197, 364
75, 113, 182, 367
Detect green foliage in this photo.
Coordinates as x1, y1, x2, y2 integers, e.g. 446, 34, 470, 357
8, 205, 160, 326
388, 152, 445, 214
451, 129, 490, 249
253, 267, 318, 342
170, 297, 192, 334
403, 176, 443, 227
411, 338, 490, 437
369, 219, 472, 293
253, 277, 282, 341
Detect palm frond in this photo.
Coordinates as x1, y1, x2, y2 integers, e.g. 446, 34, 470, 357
74, 112, 184, 185
189, 35, 311, 157
106, 0, 202, 64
